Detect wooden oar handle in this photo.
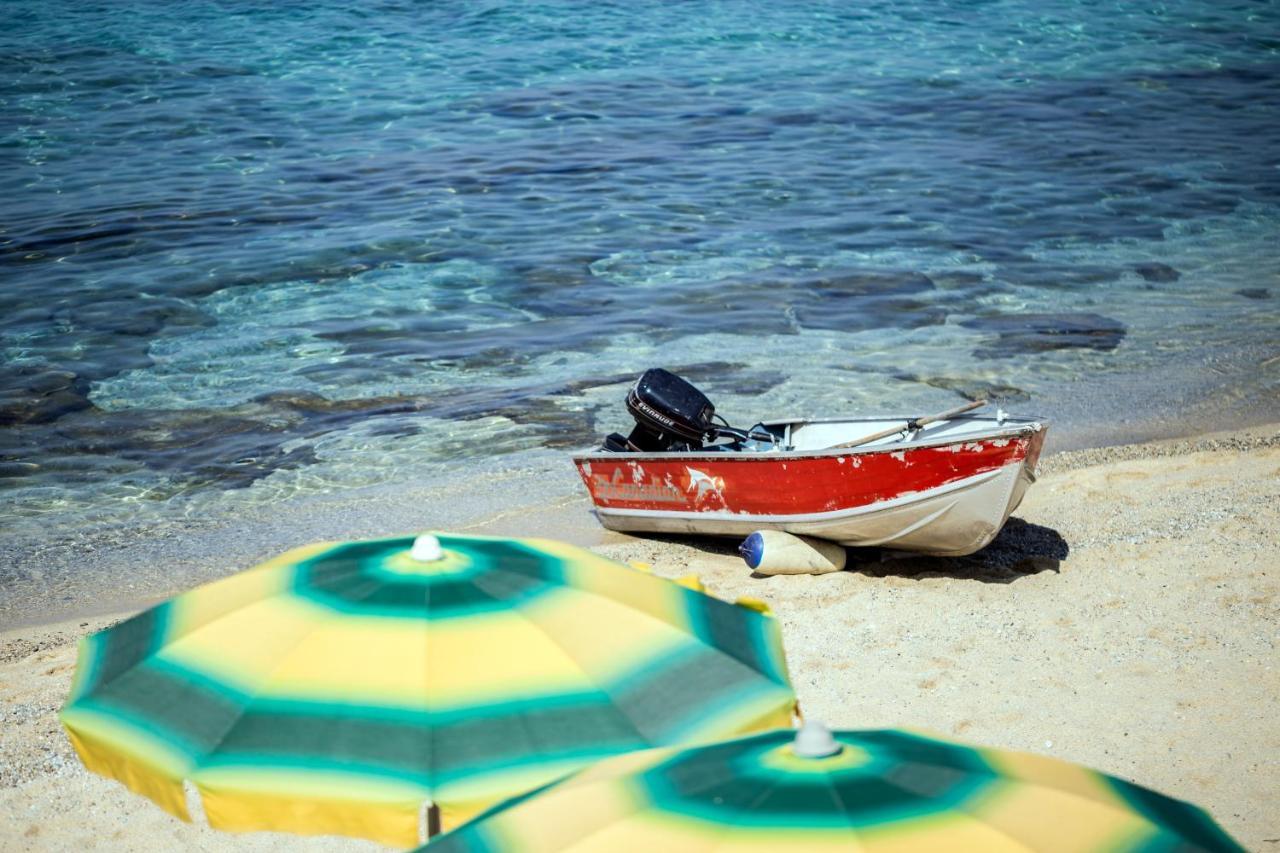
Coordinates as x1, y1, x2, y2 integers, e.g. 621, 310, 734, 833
831, 399, 987, 450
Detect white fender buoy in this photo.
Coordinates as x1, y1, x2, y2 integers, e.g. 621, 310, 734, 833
738, 530, 846, 575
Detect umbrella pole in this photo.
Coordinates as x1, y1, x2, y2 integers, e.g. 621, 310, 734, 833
421, 801, 442, 840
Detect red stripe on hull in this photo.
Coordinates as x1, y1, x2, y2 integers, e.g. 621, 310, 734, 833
575, 436, 1032, 516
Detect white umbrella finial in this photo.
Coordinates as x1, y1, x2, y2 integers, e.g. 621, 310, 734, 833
410, 534, 444, 562
793, 719, 842, 758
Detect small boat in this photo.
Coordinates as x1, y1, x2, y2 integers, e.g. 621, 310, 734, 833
572, 370, 1047, 557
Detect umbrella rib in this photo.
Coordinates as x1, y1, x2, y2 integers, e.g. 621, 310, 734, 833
503, 596, 652, 747
820, 759, 872, 853
902, 801, 1037, 851
466, 569, 655, 746
70, 595, 327, 773
185, 576, 435, 790
498, 582, 784, 745
421, 560, 435, 803
72, 608, 341, 827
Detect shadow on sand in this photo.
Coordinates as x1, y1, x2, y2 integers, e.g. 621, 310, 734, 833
845, 517, 1069, 584
631, 518, 1069, 585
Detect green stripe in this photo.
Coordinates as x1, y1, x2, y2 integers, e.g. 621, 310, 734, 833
82, 605, 168, 694
76, 670, 650, 784
201, 698, 646, 785
67, 651, 787, 787
685, 591, 788, 687
71, 657, 249, 759
293, 537, 564, 618
1108, 775, 1244, 852
641, 729, 995, 827
609, 643, 789, 742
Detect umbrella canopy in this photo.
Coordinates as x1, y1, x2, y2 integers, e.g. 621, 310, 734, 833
425, 723, 1243, 852
60, 533, 795, 847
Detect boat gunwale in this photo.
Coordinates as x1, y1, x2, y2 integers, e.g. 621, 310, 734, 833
590, 465, 1012, 524
571, 415, 1047, 463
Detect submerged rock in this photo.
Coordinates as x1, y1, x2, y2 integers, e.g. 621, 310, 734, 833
1134, 262, 1182, 283
803, 270, 937, 296
795, 298, 946, 333
790, 270, 945, 332
1003, 264, 1122, 290
0, 462, 40, 478
60, 294, 210, 337
0, 367, 95, 426
962, 312, 1126, 359
894, 373, 1032, 403
1235, 288, 1270, 300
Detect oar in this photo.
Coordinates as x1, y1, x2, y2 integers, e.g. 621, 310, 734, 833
831, 399, 988, 450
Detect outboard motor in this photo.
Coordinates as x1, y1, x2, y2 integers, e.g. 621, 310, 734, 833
602, 368, 781, 453
606, 368, 716, 452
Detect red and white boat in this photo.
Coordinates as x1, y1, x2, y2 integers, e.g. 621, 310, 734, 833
573, 412, 1047, 557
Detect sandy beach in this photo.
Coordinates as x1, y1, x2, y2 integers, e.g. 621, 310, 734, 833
2, 425, 1277, 851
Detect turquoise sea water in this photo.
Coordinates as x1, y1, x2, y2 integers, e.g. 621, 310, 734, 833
2, 0, 1278, 540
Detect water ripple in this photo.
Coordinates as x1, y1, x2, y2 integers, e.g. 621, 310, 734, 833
2, 0, 1278, 531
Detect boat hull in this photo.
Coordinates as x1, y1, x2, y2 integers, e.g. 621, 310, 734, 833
573, 420, 1046, 556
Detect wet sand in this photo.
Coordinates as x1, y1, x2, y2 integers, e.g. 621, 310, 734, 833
1, 425, 1277, 850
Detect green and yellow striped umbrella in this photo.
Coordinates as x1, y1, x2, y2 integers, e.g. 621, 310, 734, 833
60, 533, 795, 848
425, 723, 1243, 852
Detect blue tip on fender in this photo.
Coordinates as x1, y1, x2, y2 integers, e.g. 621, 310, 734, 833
738, 531, 765, 569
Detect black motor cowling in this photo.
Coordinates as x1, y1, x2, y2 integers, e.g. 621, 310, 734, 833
607, 368, 716, 452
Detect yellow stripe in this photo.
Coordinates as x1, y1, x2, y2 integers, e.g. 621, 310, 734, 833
160, 595, 330, 696
60, 707, 191, 821
66, 635, 98, 702
480, 788, 864, 852
196, 764, 430, 846
164, 543, 311, 641
854, 810, 1052, 852
168, 591, 637, 707
733, 596, 772, 615
982, 746, 1125, 802
513, 587, 700, 687
199, 785, 422, 848
676, 695, 795, 744
483, 773, 648, 851
962, 772, 1155, 850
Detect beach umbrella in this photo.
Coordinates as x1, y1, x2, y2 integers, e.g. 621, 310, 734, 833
60, 533, 795, 847
424, 722, 1243, 852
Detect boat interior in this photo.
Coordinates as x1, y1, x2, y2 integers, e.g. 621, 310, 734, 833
685, 413, 1043, 454
769, 414, 1041, 452
593, 368, 1042, 456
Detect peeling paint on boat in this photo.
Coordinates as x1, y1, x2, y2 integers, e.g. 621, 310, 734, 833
573, 415, 1048, 555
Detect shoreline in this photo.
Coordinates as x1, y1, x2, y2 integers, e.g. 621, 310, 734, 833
3, 401, 1278, 631
2, 423, 1277, 849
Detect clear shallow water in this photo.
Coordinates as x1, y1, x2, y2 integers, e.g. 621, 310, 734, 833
2, 0, 1279, 540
